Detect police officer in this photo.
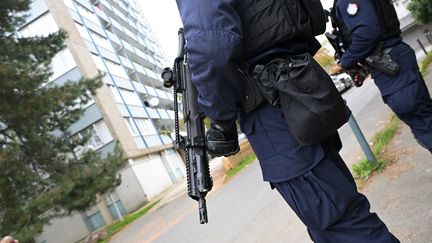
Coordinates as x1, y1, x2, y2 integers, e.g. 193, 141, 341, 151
176, 0, 399, 242
333, 0, 432, 151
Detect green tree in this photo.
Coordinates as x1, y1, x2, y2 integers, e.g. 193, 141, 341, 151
0, 1, 124, 241
408, 0, 432, 24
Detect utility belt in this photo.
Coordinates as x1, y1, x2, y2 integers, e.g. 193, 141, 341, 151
240, 53, 351, 145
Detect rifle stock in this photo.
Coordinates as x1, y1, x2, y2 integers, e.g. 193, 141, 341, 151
162, 29, 213, 224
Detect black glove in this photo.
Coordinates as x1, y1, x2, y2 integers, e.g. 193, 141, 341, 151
206, 119, 240, 157
346, 65, 369, 87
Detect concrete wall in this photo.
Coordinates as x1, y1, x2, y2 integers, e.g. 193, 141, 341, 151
163, 150, 186, 181
131, 156, 174, 200
115, 150, 185, 213
36, 213, 89, 243
115, 166, 149, 213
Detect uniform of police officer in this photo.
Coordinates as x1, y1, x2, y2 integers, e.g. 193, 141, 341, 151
176, 0, 399, 242
334, 0, 432, 151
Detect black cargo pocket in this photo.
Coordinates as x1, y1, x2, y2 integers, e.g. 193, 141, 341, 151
240, 114, 276, 159
288, 173, 344, 231
383, 76, 421, 115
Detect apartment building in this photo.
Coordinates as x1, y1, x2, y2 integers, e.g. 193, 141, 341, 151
18, 0, 185, 242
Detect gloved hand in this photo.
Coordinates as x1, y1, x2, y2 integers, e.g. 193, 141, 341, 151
206, 119, 240, 157
346, 67, 368, 87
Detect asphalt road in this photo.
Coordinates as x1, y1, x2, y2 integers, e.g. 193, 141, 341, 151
110, 79, 395, 243
111, 160, 311, 243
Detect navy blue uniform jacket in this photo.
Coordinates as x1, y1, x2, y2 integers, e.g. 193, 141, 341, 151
176, 0, 328, 182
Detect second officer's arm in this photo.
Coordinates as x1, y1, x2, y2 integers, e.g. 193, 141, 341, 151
336, 0, 381, 69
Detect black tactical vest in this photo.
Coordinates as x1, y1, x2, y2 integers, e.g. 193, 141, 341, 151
236, 0, 326, 59
333, 0, 401, 46
371, 0, 401, 39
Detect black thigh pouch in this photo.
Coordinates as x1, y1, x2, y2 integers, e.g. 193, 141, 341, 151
255, 53, 351, 145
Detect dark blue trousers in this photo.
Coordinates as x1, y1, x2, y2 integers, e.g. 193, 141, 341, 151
373, 42, 432, 152
382, 74, 432, 151
273, 140, 399, 243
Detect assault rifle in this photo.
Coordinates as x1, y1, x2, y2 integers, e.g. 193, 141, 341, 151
161, 29, 213, 224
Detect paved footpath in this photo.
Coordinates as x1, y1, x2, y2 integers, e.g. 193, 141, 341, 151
364, 120, 432, 242
109, 73, 432, 243
344, 71, 432, 242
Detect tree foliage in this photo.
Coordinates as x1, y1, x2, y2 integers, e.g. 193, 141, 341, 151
408, 0, 432, 24
0, 1, 124, 241
314, 46, 337, 72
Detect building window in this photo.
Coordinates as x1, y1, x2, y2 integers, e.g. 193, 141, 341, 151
143, 67, 159, 80
19, 13, 59, 38
125, 118, 157, 136
75, 120, 113, 150
82, 126, 103, 148
94, 120, 113, 143
104, 192, 126, 220
91, 53, 108, 72
135, 118, 157, 135
118, 89, 142, 106
109, 85, 123, 103
75, 23, 91, 40
75, 2, 99, 24
125, 118, 139, 136
107, 201, 126, 220
89, 30, 113, 50
104, 59, 128, 78
49, 48, 77, 81
86, 211, 105, 231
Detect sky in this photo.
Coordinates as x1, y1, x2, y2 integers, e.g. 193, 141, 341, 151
137, 0, 335, 63
137, 1, 182, 64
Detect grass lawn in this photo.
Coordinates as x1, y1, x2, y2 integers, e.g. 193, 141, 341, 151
97, 199, 160, 242
352, 115, 400, 180
420, 50, 432, 76
225, 153, 257, 179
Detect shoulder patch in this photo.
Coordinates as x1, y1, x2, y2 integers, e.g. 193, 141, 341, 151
347, 3, 359, 16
